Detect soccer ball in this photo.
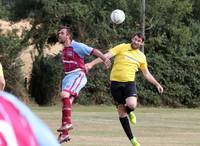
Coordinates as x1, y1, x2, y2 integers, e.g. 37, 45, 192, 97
110, 9, 125, 24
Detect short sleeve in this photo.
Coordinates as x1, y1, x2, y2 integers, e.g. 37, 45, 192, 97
79, 43, 94, 56
139, 56, 148, 70
109, 44, 124, 56
72, 41, 94, 58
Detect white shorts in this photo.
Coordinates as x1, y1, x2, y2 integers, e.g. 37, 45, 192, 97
62, 71, 87, 97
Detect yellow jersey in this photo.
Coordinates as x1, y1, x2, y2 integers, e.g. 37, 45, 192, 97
0, 63, 4, 77
109, 43, 147, 82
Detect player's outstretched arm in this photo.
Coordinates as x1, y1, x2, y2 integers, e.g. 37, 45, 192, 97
0, 64, 5, 91
0, 76, 5, 91
85, 51, 113, 72
141, 68, 164, 94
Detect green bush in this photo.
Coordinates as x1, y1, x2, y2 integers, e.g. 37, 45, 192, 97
136, 54, 200, 108
29, 55, 63, 105
0, 31, 28, 100
21, 0, 200, 107
78, 64, 113, 105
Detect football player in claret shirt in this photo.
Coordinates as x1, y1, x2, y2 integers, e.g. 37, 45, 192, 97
56, 26, 111, 143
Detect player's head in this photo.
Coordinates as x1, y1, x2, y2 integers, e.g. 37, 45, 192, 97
57, 26, 72, 44
131, 32, 144, 49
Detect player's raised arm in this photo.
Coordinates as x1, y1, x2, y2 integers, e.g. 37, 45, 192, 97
85, 51, 113, 71
92, 49, 111, 69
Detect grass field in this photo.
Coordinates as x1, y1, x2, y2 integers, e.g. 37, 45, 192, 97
32, 105, 200, 146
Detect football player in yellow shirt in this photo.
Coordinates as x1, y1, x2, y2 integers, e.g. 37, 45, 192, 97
0, 63, 5, 91
86, 32, 163, 146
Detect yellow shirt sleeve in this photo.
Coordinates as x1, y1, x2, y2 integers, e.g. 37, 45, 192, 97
0, 63, 4, 77
139, 56, 148, 70
109, 44, 125, 56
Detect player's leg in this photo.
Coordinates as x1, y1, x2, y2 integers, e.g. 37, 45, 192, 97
117, 104, 140, 146
58, 71, 87, 143
58, 72, 86, 132
57, 91, 73, 132
124, 82, 137, 125
117, 104, 139, 146
111, 81, 138, 145
124, 82, 140, 146
59, 95, 75, 132
126, 96, 137, 125
117, 104, 133, 139
58, 96, 75, 143
58, 94, 73, 143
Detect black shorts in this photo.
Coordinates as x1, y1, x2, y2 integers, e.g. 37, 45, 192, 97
110, 81, 137, 104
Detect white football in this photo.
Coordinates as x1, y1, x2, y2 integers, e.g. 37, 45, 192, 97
110, 9, 125, 24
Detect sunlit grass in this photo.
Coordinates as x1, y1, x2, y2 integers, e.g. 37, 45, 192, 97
32, 105, 200, 146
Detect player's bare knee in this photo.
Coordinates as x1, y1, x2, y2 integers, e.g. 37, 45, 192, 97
127, 103, 137, 110
126, 96, 137, 109
61, 91, 70, 99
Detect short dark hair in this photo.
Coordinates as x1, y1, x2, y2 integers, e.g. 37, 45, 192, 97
57, 26, 73, 40
134, 32, 145, 42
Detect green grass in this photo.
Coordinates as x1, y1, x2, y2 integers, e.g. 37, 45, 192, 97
32, 105, 200, 146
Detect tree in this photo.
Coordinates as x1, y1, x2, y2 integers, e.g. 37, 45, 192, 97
0, 30, 28, 100
5, 0, 200, 107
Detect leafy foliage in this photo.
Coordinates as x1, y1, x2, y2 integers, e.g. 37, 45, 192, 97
29, 54, 63, 105
0, 0, 11, 19
0, 30, 28, 99
78, 62, 112, 105
1, 0, 199, 107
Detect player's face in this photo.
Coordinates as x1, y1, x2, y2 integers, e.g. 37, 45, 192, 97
57, 29, 69, 44
131, 35, 143, 49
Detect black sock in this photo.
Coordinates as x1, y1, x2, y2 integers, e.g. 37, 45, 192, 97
126, 106, 134, 114
119, 117, 133, 140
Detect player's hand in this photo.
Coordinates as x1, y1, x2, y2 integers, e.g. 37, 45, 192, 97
156, 84, 164, 94
103, 58, 111, 69
85, 63, 93, 73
